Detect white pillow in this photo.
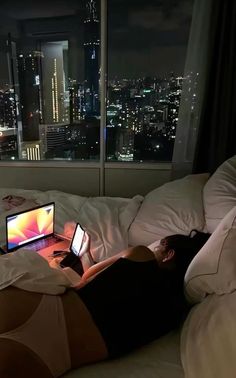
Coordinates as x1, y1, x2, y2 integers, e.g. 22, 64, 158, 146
128, 173, 209, 246
184, 206, 236, 304
147, 239, 160, 252
181, 292, 236, 378
203, 155, 236, 233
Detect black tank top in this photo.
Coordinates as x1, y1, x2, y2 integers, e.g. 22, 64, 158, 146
77, 258, 187, 357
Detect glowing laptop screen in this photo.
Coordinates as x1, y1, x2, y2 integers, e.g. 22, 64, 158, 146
6, 203, 54, 252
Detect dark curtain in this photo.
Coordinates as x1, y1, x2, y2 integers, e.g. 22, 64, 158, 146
193, 1, 236, 174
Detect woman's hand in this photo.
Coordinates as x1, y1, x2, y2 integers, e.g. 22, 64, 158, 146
80, 232, 90, 256
64, 221, 77, 239
79, 232, 96, 272
49, 256, 64, 270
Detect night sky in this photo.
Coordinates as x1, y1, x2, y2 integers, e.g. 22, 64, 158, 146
0, 0, 194, 80
108, 0, 194, 78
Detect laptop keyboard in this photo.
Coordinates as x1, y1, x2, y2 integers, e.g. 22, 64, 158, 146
23, 235, 62, 251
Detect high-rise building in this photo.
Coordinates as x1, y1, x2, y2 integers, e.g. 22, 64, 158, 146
17, 52, 41, 141
69, 81, 85, 123
84, 0, 100, 115
41, 42, 67, 124
0, 127, 18, 159
21, 141, 42, 160
45, 123, 67, 152
0, 90, 17, 128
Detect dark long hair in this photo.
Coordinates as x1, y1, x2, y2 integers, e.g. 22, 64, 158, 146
164, 230, 211, 276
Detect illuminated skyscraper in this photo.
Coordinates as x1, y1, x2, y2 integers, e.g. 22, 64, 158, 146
0, 90, 16, 128
21, 141, 42, 160
41, 41, 67, 124
45, 123, 66, 151
69, 80, 85, 123
84, 0, 100, 115
17, 52, 41, 141
0, 127, 18, 160
52, 58, 59, 123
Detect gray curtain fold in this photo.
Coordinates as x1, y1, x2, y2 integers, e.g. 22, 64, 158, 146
193, 0, 236, 174
171, 0, 213, 180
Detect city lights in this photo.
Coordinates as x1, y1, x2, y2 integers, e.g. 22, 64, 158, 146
0, 0, 193, 162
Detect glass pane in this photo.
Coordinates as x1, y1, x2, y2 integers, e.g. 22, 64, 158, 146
107, 0, 194, 162
0, 0, 100, 161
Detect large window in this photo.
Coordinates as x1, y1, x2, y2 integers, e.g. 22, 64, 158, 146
0, 0, 101, 161
106, 0, 194, 162
0, 0, 193, 162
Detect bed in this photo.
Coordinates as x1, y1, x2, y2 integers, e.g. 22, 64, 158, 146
0, 155, 235, 378
64, 329, 183, 378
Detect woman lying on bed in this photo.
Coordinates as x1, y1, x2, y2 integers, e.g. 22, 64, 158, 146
0, 231, 210, 378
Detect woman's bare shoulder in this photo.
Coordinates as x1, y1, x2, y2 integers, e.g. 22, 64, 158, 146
122, 246, 155, 262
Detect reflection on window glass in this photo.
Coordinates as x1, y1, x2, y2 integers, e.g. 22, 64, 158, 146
107, 0, 194, 162
0, 0, 100, 161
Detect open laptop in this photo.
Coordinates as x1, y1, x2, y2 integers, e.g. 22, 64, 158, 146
3, 202, 70, 255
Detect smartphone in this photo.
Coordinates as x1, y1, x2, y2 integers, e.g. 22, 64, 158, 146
59, 223, 85, 275
70, 223, 85, 256
50, 250, 68, 257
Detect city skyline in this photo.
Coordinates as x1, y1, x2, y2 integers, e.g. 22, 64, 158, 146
0, 0, 194, 162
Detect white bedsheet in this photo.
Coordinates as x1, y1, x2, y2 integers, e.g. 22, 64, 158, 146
0, 188, 143, 261
63, 329, 183, 378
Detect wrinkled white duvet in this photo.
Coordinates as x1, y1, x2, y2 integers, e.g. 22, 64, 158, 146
0, 248, 72, 294
0, 187, 143, 262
